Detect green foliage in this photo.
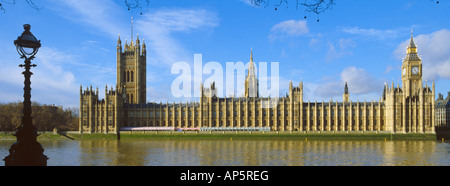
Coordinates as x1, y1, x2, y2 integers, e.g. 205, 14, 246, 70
0, 101, 78, 131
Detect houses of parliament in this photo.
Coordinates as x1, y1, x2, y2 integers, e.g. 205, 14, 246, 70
79, 32, 435, 134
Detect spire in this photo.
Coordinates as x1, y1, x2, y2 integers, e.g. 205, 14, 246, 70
136, 33, 140, 45
408, 29, 417, 49
343, 82, 349, 102
117, 34, 122, 53
344, 82, 348, 94
245, 48, 258, 98
405, 30, 419, 61
142, 39, 146, 55
131, 16, 134, 44
300, 78, 303, 88
248, 48, 255, 77
432, 80, 435, 93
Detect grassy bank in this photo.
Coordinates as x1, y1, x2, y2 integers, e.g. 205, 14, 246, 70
0, 131, 437, 141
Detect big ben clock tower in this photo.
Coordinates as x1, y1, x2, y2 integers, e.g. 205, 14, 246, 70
401, 31, 423, 97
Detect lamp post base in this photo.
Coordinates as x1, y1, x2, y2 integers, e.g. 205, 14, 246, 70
3, 126, 48, 166
3, 141, 48, 166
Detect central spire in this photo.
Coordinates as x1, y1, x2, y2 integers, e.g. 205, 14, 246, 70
245, 48, 258, 98
130, 16, 134, 45
248, 48, 256, 78
344, 82, 348, 94
250, 48, 253, 62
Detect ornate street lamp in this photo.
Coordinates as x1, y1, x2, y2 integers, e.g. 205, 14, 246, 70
3, 24, 48, 166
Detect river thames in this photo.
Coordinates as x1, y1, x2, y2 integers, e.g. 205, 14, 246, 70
1, 139, 449, 166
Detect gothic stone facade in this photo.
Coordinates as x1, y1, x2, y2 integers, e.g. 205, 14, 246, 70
436, 92, 450, 128
79, 34, 435, 134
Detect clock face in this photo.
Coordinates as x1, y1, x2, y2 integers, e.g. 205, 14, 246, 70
402, 68, 406, 75
411, 67, 420, 75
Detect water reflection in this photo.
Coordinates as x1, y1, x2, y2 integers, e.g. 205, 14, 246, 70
1, 139, 449, 166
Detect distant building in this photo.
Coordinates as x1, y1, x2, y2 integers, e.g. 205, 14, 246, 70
79, 32, 435, 134
436, 92, 450, 128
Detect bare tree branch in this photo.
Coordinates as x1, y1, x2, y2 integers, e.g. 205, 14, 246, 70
0, 0, 16, 13
25, 0, 39, 10
0, 0, 441, 17
0, 0, 40, 13
124, 0, 150, 15
250, 0, 335, 14
300, 0, 335, 15
249, 0, 439, 16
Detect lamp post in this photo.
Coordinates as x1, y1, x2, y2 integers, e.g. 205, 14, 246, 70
3, 24, 48, 166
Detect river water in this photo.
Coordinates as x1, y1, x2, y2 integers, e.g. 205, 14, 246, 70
0, 139, 449, 166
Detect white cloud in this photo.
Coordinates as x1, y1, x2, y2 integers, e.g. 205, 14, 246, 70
313, 66, 383, 101
313, 80, 342, 99
384, 65, 395, 74
136, 8, 219, 67
340, 67, 382, 94
132, 8, 219, 101
269, 20, 309, 41
47, 0, 127, 38
33, 47, 77, 91
240, 0, 254, 6
326, 38, 356, 61
342, 26, 400, 40
394, 29, 450, 81
0, 46, 81, 107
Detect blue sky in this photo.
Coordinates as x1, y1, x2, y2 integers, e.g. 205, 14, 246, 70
0, 0, 449, 108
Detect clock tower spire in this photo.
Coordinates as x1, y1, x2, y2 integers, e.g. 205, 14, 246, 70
401, 30, 422, 97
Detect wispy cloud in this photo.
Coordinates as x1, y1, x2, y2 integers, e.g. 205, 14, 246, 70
313, 66, 383, 101
47, 0, 127, 38
239, 0, 254, 6
341, 26, 401, 40
325, 38, 356, 61
134, 8, 219, 102
136, 8, 219, 67
0, 46, 81, 107
269, 20, 309, 41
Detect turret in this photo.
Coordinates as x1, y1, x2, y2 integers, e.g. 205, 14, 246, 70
136, 34, 141, 54
142, 39, 146, 56
117, 34, 122, 53
289, 81, 293, 92
343, 82, 349, 102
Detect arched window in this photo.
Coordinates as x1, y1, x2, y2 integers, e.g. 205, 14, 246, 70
131, 71, 134, 82
127, 71, 130, 82
130, 93, 134, 103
